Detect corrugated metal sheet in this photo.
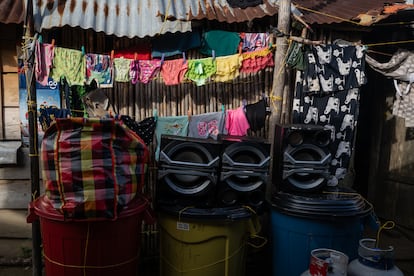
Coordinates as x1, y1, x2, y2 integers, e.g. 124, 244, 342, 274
293, 0, 406, 25
157, 0, 280, 23
32, 0, 192, 38
0, 0, 25, 24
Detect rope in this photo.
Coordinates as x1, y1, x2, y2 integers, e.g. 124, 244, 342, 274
160, 242, 246, 273
376, 221, 396, 248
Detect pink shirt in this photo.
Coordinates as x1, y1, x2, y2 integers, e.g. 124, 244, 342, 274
225, 106, 250, 136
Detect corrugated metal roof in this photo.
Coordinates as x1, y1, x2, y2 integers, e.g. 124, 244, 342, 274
292, 0, 406, 25
0, 0, 25, 24
32, 0, 192, 38
157, 0, 280, 23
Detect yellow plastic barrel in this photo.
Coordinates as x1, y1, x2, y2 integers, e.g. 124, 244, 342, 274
158, 206, 260, 276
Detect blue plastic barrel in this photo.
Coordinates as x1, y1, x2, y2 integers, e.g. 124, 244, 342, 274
269, 187, 373, 276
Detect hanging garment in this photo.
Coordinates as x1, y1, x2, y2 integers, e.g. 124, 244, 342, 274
188, 111, 225, 140
292, 70, 361, 186
129, 60, 140, 84
152, 31, 201, 58
113, 57, 132, 82
240, 47, 274, 73
85, 53, 113, 87
303, 44, 367, 94
199, 30, 241, 57
119, 115, 157, 146
35, 41, 55, 86
241, 33, 271, 52
392, 82, 414, 127
225, 106, 250, 136
213, 54, 243, 82
286, 41, 306, 71
365, 49, 414, 127
185, 57, 217, 86
154, 115, 189, 161
137, 59, 162, 84
160, 58, 188, 86
113, 43, 152, 60
50, 47, 86, 86
245, 98, 271, 132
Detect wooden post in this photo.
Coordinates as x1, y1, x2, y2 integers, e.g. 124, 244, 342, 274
24, 0, 42, 275
267, 0, 291, 196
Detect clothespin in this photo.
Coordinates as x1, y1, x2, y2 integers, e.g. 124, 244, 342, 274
38, 35, 43, 43
161, 54, 165, 65
134, 52, 138, 60
242, 99, 247, 112
212, 50, 216, 60
51, 39, 55, 47
110, 50, 114, 60
187, 109, 192, 120
182, 52, 186, 64
81, 45, 85, 55
221, 104, 225, 113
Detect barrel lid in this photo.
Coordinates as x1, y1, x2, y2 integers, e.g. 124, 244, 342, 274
158, 204, 252, 221
271, 186, 372, 219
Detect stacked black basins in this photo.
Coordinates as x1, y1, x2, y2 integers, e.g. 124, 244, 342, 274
270, 123, 373, 276
156, 134, 271, 212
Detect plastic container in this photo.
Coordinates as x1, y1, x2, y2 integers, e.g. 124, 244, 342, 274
270, 187, 373, 276
300, 248, 348, 276
348, 238, 404, 276
158, 205, 260, 276
27, 195, 154, 276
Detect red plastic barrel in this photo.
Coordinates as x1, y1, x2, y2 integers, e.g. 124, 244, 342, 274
27, 195, 154, 276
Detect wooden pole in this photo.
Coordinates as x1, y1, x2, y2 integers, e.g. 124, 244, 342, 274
23, 0, 42, 275
268, 0, 291, 196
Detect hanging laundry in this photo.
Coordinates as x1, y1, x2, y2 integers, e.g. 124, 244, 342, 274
119, 115, 157, 146
241, 33, 271, 52
129, 60, 140, 84
85, 53, 113, 88
50, 47, 86, 86
137, 59, 162, 84
113, 43, 152, 60
366, 49, 414, 127
213, 54, 243, 82
292, 70, 361, 186
225, 106, 250, 136
35, 41, 54, 86
188, 111, 225, 140
240, 47, 274, 73
113, 57, 132, 82
154, 115, 189, 161
152, 31, 201, 58
245, 98, 271, 132
199, 30, 241, 57
161, 58, 188, 86
303, 44, 367, 94
185, 57, 217, 86
286, 41, 306, 71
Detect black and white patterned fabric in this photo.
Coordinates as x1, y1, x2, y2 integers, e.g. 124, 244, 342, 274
292, 44, 367, 186
303, 45, 367, 95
